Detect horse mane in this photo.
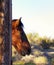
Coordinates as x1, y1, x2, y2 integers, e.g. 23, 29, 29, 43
17, 19, 29, 42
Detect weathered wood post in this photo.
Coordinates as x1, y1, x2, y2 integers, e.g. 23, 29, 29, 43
0, 0, 12, 65
0, 0, 4, 64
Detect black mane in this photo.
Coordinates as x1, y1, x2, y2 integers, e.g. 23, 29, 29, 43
18, 20, 24, 28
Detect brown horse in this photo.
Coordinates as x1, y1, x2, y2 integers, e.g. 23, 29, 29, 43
12, 18, 31, 56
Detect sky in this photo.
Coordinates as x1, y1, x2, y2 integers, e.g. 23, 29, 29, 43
12, 0, 54, 38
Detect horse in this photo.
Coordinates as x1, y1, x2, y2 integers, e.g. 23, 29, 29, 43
12, 18, 31, 56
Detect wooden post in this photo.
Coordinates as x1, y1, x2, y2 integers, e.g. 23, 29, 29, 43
4, 0, 12, 65
0, 0, 5, 64
0, 0, 12, 65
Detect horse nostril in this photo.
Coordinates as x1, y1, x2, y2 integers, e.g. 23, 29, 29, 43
21, 50, 26, 56
21, 49, 31, 56
27, 48, 31, 55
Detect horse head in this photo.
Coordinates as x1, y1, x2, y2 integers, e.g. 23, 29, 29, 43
12, 18, 31, 56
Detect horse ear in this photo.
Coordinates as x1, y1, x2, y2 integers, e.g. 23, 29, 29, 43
18, 17, 24, 27
19, 17, 22, 21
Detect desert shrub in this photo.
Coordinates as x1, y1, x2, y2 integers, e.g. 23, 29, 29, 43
41, 40, 50, 49
21, 55, 35, 63
33, 56, 48, 65
32, 49, 42, 56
